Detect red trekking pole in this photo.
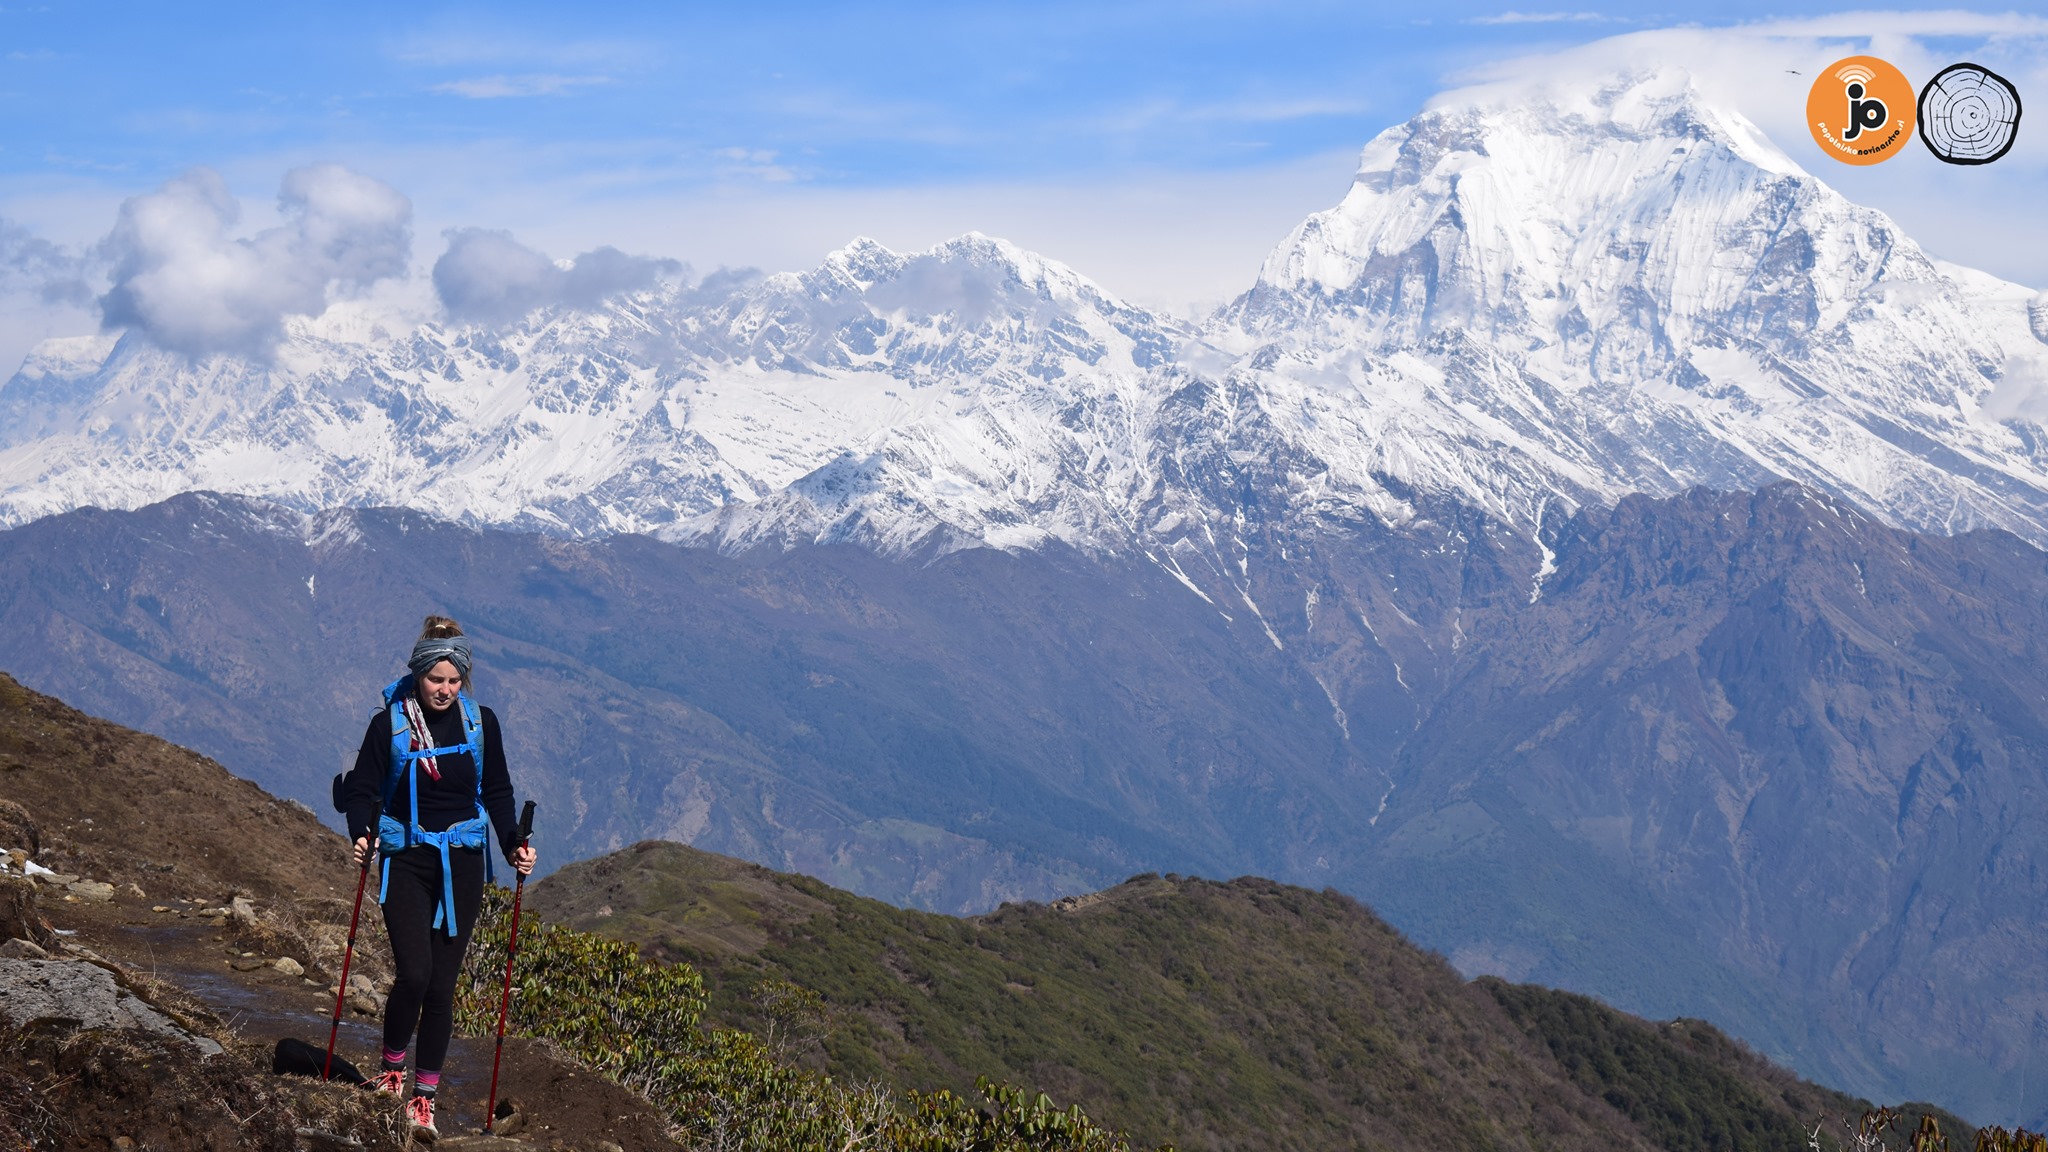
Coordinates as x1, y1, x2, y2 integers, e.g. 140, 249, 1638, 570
485, 801, 536, 1132
323, 845, 374, 1081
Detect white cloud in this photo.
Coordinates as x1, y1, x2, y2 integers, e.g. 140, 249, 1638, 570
1466, 12, 1615, 25
1744, 11, 2048, 38
432, 74, 611, 99
98, 165, 412, 359
431, 228, 681, 323
712, 148, 797, 183
387, 27, 643, 70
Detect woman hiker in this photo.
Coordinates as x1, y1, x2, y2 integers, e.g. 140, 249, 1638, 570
340, 615, 537, 1142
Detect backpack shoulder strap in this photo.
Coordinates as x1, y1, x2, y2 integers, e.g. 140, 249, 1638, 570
458, 692, 496, 886
380, 677, 414, 810
459, 693, 485, 805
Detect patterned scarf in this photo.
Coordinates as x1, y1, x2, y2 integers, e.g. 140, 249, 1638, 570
402, 694, 444, 782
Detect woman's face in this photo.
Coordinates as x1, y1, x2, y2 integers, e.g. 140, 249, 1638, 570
418, 661, 463, 712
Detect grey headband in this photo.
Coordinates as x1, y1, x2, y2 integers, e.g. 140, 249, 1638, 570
408, 634, 472, 680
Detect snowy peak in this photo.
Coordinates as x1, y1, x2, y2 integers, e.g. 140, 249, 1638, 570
708, 233, 1179, 385
1234, 69, 1888, 357
673, 235, 1192, 555
811, 232, 1128, 311
1212, 67, 2048, 545
0, 333, 120, 442
4, 72, 2048, 556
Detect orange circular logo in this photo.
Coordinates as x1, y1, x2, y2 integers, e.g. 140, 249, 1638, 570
1807, 56, 1917, 165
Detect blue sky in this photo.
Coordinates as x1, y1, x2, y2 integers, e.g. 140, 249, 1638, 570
0, 3, 2044, 368
0, 2, 1853, 187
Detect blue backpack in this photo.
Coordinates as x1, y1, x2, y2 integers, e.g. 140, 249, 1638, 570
367, 675, 495, 935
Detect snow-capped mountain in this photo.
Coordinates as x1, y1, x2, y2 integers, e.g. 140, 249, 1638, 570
1224, 68, 2048, 543
3, 68, 2047, 555
0, 233, 1188, 549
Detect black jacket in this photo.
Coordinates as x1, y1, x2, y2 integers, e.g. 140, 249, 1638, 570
340, 693, 520, 862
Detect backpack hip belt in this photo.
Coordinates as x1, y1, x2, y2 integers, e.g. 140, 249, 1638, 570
377, 813, 491, 933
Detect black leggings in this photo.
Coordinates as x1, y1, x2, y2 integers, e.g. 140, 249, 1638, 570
380, 845, 484, 1073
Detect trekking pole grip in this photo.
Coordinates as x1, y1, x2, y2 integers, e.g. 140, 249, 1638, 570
517, 800, 535, 846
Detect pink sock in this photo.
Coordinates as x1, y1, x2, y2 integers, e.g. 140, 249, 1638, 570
382, 1047, 408, 1069
414, 1069, 440, 1096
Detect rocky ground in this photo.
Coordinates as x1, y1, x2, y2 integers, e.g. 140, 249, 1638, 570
0, 671, 680, 1151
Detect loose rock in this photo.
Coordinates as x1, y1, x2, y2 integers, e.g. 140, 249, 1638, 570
0, 938, 49, 960
0, 957, 222, 1054
66, 879, 114, 903
229, 895, 257, 927
273, 956, 305, 977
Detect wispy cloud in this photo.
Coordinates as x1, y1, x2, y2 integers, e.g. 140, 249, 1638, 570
0, 216, 91, 304
1087, 95, 1371, 140
1741, 11, 2048, 38
432, 73, 611, 99
387, 26, 645, 70
1192, 97, 1371, 124
1466, 11, 1616, 25
713, 148, 796, 183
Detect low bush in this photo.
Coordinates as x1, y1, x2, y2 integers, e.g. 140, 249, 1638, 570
454, 884, 1169, 1152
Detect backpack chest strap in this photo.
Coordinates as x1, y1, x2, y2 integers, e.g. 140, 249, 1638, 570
399, 742, 474, 763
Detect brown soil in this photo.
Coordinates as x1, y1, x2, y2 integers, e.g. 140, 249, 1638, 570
0, 672, 682, 1151
0, 1023, 305, 1151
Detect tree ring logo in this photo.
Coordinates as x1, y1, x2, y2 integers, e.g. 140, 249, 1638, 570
1918, 63, 2022, 165
1807, 56, 1917, 165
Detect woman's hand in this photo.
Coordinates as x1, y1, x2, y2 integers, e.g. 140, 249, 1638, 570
352, 836, 377, 868
511, 843, 537, 877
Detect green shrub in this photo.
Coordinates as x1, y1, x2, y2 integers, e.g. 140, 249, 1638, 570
455, 884, 706, 1099
455, 885, 1167, 1152
888, 1079, 1161, 1152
